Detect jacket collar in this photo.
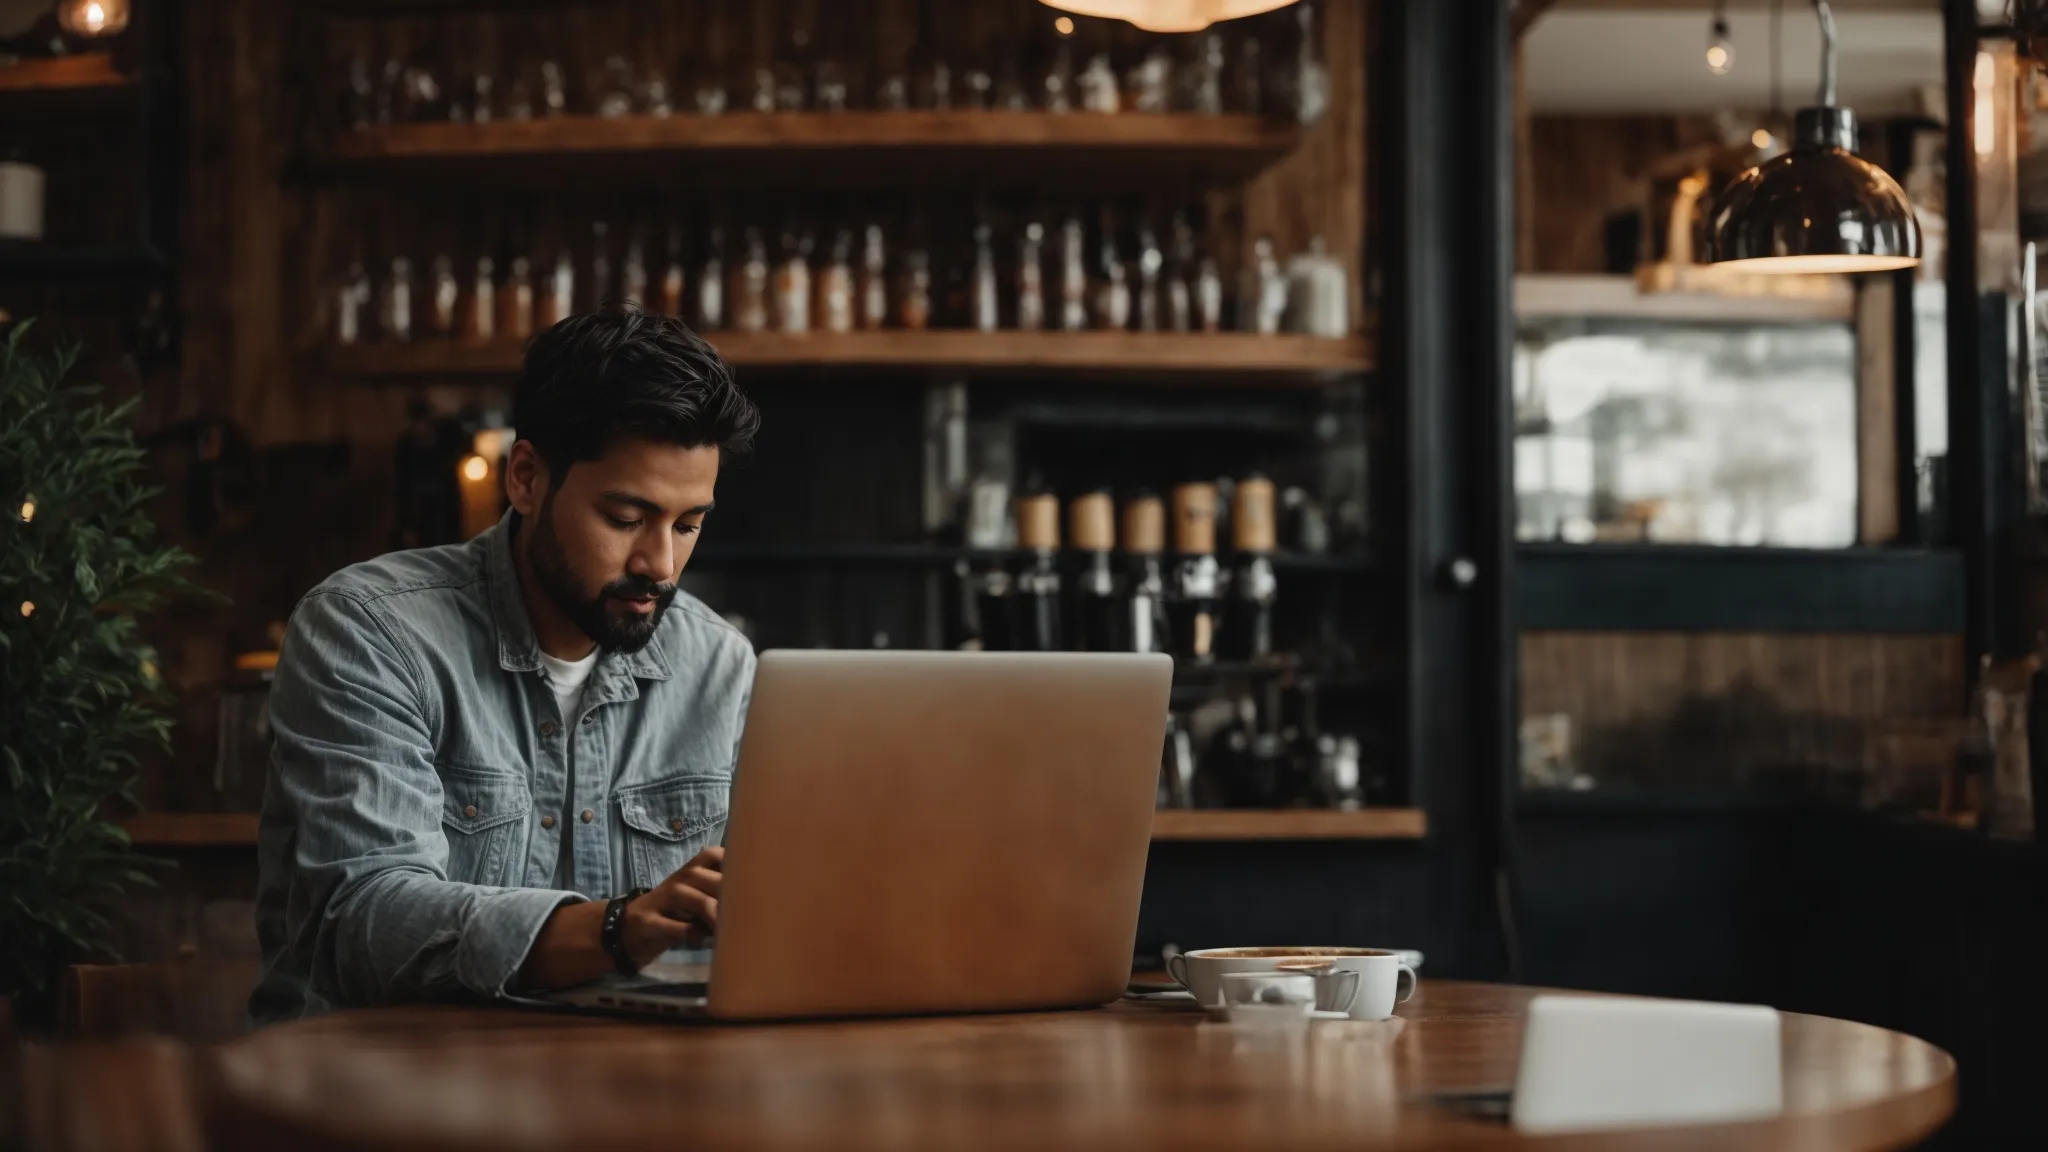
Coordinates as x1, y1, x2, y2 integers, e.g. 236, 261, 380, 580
482, 512, 674, 682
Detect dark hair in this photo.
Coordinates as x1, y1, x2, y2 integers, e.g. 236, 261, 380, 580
515, 304, 760, 478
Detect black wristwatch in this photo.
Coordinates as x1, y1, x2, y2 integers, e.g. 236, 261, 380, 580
600, 886, 651, 976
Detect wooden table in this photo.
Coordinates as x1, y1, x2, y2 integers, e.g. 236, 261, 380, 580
16, 982, 1955, 1151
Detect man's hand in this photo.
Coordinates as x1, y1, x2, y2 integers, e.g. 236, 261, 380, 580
621, 846, 723, 964
516, 846, 725, 991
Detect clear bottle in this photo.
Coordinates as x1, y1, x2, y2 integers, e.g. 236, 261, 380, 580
1291, 1, 1329, 125
1016, 222, 1046, 332
734, 227, 770, 332
1166, 212, 1196, 333
1058, 216, 1088, 332
1135, 221, 1163, 333
461, 256, 495, 345
620, 228, 649, 307
1235, 35, 1264, 115
1093, 214, 1130, 331
899, 247, 933, 331
428, 254, 459, 337
819, 228, 855, 333
773, 228, 813, 333
658, 227, 686, 317
697, 226, 726, 330
1240, 234, 1287, 335
1192, 32, 1225, 115
1078, 54, 1119, 113
335, 260, 370, 346
539, 247, 574, 329
1197, 248, 1224, 333
379, 256, 413, 343
500, 255, 534, 340
858, 223, 889, 330
970, 221, 999, 333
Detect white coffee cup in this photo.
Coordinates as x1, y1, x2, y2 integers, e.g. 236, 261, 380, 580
1167, 946, 1417, 1021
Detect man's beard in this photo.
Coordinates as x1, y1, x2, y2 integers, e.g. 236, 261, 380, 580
527, 494, 678, 654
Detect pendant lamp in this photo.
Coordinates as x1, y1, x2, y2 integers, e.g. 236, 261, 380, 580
1705, 0, 1920, 274
1036, 0, 1297, 34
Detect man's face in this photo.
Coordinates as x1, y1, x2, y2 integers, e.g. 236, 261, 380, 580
511, 436, 721, 653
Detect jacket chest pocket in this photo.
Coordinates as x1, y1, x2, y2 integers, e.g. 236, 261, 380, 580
439, 766, 531, 887
617, 775, 728, 889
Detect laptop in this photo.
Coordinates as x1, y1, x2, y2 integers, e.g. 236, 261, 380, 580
547, 649, 1173, 1021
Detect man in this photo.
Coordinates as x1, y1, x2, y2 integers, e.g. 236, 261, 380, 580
251, 306, 761, 1024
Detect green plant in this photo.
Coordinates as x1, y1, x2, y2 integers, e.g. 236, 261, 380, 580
0, 324, 200, 1010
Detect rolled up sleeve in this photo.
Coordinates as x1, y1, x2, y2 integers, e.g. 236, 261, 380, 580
263, 591, 583, 1013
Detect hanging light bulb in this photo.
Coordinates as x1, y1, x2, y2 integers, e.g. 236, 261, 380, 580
56, 0, 131, 38
1706, 12, 1734, 75
1706, 0, 1920, 274
1036, 0, 1296, 34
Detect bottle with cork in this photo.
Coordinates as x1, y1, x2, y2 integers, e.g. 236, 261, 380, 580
1069, 491, 1121, 652
1012, 491, 1064, 652
1167, 482, 1223, 662
1222, 475, 1278, 661
1121, 493, 1171, 655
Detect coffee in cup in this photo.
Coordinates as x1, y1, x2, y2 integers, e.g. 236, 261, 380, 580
1167, 946, 1416, 1021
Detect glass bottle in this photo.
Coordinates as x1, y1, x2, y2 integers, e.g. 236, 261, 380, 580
1058, 216, 1088, 332
540, 60, 567, 116
659, 227, 686, 317
1240, 234, 1286, 334
1221, 475, 1277, 661
697, 226, 726, 330
334, 260, 370, 346
1016, 222, 1045, 332
820, 228, 855, 333
1291, 1, 1329, 126
899, 247, 932, 331
620, 227, 649, 307
428, 254, 458, 337
1135, 221, 1163, 332
1167, 482, 1221, 663
379, 256, 412, 343
539, 246, 573, 329
1121, 493, 1171, 655
858, 223, 888, 330
1093, 214, 1130, 331
1235, 35, 1263, 115
500, 255, 534, 340
1078, 54, 1119, 113
734, 227, 770, 332
1044, 34, 1074, 112
1166, 212, 1196, 333
1012, 492, 1064, 652
1197, 246, 1224, 333
587, 220, 612, 312
773, 228, 813, 333
1192, 31, 1225, 115
1125, 46, 1171, 114
971, 221, 999, 333
593, 55, 636, 119
1069, 491, 1122, 652
461, 256, 495, 345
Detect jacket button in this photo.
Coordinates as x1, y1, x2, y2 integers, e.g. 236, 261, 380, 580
541, 815, 556, 829
539, 720, 556, 737
463, 804, 478, 819
580, 715, 594, 726
581, 808, 595, 824
670, 818, 684, 832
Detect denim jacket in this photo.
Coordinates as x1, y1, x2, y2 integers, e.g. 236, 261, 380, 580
250, 514, 755, 1025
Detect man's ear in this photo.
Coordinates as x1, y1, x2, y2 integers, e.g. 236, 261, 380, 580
505, 441, 550, 516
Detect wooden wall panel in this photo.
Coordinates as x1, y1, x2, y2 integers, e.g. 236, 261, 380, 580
1521, 631, 1966, 798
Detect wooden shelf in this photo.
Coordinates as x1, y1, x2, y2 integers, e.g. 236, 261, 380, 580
122, 812, 259, 848
325, 331, 1372, 382
0, 53, 131, 97
1516, 273, 1856, 323
114, 808, 1426, 847
327, 111, 1299, 167
1149, 809, 1426, 841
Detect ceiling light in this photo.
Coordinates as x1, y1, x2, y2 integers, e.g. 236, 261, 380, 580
1705, 0, 1920, 275
1707, 5, 1734, 75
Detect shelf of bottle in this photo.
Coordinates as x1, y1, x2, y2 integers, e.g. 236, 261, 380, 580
324, 330, 1373, 381
324, 110, 1300, 166
683, 543, 1373, 574
1150, 808, 1426, 841
121, 808, 1427, 846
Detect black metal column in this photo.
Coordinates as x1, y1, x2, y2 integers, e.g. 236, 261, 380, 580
1377, 0, 1515, 978
1943, 0, 1992, 671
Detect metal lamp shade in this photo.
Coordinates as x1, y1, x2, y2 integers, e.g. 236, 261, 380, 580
1705, 109, 1920, 275
1036, 0, 1297, 32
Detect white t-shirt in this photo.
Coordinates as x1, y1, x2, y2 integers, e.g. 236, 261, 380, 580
539, 648, 600, 725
